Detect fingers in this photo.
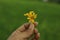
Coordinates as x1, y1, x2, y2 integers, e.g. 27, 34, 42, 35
32, 28, 40, 40
24, 22, 38, 30
24, 22, 38, 35
17, 22, 38, 32
34, 22, 38, 27
24, 23, 30, 29
21, 23, 34, 38
34, 29, 40, 39
24, 22, 38, 31
26, 23, 34, 34
34, 28, 38, 34
32, 33, 40, 40
16, 23, 30, 32
34, 33, 40, 40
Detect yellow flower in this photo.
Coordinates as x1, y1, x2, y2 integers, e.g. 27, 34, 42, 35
24, 11, 37, 23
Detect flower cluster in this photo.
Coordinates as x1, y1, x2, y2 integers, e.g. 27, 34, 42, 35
24, 11, 37, 23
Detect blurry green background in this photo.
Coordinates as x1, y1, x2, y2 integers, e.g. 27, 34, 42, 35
0, 0, 60, 40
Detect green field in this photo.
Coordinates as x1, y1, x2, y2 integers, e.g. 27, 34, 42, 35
0, 0, 60, 40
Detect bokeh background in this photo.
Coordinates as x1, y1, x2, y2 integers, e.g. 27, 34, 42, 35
0, 0, 60, 40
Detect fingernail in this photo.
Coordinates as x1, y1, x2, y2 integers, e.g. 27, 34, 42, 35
34, 22, 38, 27
35, 33, 40, 39
34, 29, 38, 34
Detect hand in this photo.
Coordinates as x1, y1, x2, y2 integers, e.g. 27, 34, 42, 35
7, 22, 40, 40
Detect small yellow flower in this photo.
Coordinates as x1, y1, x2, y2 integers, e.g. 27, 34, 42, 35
24, 11, 37, 23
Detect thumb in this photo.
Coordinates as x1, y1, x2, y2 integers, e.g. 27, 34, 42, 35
16, 23, 30, 32
25, 23, 34, 35
19, 23, 34, 38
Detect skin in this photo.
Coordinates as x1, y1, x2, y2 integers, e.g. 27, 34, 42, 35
7, 22, 40, 40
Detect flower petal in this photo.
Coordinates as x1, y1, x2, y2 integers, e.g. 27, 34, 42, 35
27, 17, 30, 19
24, 13, 28, 16
34, 14, 37, 18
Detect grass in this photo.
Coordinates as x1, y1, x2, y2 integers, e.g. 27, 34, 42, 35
0, 1, 60, 40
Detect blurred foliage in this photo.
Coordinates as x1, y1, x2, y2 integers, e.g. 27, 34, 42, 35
49, 0, 60, 3
0, 0, 60, 40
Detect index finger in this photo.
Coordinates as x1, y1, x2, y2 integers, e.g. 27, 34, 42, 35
16, 23, 30, 32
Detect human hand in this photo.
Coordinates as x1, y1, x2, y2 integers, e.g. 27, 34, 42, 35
7, 22, 40, 40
